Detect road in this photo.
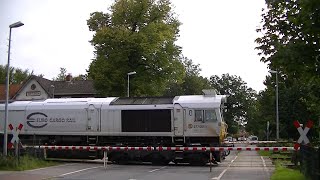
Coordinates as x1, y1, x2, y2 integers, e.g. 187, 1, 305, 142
0, 146, 274, 180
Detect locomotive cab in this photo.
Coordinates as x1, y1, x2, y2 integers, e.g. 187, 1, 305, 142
171, 89, 227, 164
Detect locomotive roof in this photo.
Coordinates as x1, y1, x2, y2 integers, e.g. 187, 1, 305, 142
1, 98, 116, 107
42, 98, 116, 104
174, 95, 226, 108
1, 94, 226, 109
110, 97, 174, 105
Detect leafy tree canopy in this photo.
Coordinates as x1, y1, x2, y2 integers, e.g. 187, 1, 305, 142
210, 74, 257, 135
165, 57, 211, 96
255, 0, 320, 140
53, 67, 90, 81
53, 67, 67, 81
87, 0, 184, 97
256, 0, 319, 77
0, 65, 33, 84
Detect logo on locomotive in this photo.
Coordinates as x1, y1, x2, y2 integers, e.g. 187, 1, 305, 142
26, 112, 76, 128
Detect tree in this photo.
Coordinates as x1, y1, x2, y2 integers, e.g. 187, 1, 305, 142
255, 0, 320, 140
255, 0, 320, 113
164, 57, 211, 96
256, 0, 320, 76
87, 0, 185, 97
53, 67, 67, 81
210, 74, 257, 135
73, 74, 90, 81
0, 65, 32, 84
245, 93, 265, 139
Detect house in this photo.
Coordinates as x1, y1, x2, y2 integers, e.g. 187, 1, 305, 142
0, 84, 23, 101
1, 75, 100, 101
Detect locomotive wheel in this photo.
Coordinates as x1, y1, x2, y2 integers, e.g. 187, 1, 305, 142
117, 157, 129, 165
189, 159, 207, 166
151, 153, 169, 165
213, 151, 222, 162
152, 159, 171, 165
114, 153, 130, 165
189, 154, 207, 166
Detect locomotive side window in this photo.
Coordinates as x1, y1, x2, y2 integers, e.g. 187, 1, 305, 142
194, 110, 203, 122
204, 110, 217, 122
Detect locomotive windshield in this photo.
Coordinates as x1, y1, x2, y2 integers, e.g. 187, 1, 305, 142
194, 109, 218, 123
204, 110, 217, 122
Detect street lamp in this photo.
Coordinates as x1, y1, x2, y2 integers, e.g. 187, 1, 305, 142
127, 71, 136, 97
3, 21, 24, 156
269, 69, 279, 140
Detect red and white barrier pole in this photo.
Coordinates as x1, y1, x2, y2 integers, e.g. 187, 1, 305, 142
26, 145, 296, 151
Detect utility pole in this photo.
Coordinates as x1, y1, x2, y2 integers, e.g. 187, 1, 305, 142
269, 70, 279, 140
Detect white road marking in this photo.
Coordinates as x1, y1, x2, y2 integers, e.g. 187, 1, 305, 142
260, 156, 270, 177
26, 163, 76, 172
212, 155, 238, 180
260, 156, 266, 168
57, 166, 102, 177
148, 166, 167, 173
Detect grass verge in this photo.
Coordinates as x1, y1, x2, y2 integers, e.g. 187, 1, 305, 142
0, 155, 60, 171
258, 150, 272, 156
271, 161, 305, 180
259, 150, 305, 180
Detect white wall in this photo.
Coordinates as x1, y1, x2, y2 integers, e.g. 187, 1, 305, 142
15, 79, 49, 100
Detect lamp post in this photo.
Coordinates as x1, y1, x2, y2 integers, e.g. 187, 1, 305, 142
269, 70, 279, 140
3, 21, 24, 156
127, 71, 136, 97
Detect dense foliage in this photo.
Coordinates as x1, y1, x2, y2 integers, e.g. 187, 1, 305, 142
210, 74, 257, 135
85, 0, 267, 136
0, 65, 32, 84
254, 0, 320, 140
164, 57, 211, 96
53, 67, 89, 81
87, 0, 184, 97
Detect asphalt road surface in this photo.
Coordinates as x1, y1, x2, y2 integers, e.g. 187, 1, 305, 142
0, 146, 274, 180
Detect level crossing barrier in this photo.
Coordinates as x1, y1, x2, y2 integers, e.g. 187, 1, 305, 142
25, 145, 296, 151
223, 141, 297, 144
224, 141, 278, 144
24, 145, 296, 170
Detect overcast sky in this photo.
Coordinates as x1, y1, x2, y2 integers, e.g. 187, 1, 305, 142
0, 0, 268, 92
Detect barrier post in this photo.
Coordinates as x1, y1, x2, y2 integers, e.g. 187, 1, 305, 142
44, 147, 47, 159
14, 140, 18, 156
104, 151, 107, 169
210, 152, 212, 172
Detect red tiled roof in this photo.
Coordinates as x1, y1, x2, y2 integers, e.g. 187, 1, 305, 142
0, 84, 22, 100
